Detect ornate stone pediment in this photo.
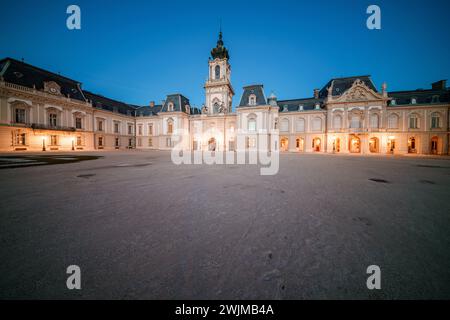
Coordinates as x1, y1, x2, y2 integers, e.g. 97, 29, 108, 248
335, 79, 384, 102
43, 81, 62, 95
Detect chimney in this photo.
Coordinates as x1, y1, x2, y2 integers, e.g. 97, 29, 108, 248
149, 101, 155, 107
313, 88, 319, 99
431, 80, 446, 90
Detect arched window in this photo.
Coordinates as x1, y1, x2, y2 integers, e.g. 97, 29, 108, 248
431, 112, 441, 128
333, 114, 342, 129
280, 118, 289, 132
409, 113, 419, 129
370, 113, 379, 128
248, 118, 256, 131
312, 117, 322, 131
295, 118, 305, 132
388, 114, 399, 129
248, 94, 256, 106
167, 102, 174, 112
49, 113, 57, 127
167, 118, 174, 134
215, 65, 220, 80
350, 115, 361, 128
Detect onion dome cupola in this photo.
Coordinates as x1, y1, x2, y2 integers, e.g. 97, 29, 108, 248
211, 31, 229, 60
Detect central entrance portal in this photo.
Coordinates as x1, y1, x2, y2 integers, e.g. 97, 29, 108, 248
349, 135, 361, 153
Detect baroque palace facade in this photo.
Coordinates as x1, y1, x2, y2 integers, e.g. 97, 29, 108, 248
0, 32, 449, 155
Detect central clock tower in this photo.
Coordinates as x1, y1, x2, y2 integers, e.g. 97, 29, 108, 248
203, 31, 234, 115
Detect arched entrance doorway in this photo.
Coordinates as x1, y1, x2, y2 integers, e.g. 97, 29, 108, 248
431, 136, 439, 154
296, 137, 304, 152
208, 137, 216, 151
369, 137, 379, 153
312, 137, 321, 152
349, 135, 361, 153
387, 138, 395, 154
333, 138, 341, 152
280, 137, 289, 151
408, 137, 417, 153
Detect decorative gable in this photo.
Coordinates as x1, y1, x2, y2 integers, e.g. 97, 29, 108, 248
334, 79, 384, 102
43, 81, 62, 95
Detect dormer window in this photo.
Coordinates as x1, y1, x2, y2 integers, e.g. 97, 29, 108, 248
283, 105, 288, 112
391, 99, 396, 105
315, 103, 320, 110
185, 104, 190, 114
411, 97, 417, 104
167, 102, 174, 112
298, 105, 304, 111
431, 95, 440, 103
249, 94, 256, 106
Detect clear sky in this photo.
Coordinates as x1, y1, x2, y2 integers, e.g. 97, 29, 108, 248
1, 0, 449, 108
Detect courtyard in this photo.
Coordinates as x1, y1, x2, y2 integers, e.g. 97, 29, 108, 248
0, 151, 449, 299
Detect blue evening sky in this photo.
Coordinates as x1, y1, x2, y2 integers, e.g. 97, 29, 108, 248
1, 0, 449, 108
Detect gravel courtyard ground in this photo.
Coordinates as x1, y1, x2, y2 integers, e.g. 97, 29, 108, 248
1, 151, 450, 299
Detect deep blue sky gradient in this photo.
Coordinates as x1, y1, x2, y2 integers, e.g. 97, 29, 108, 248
1, 0, 449, 108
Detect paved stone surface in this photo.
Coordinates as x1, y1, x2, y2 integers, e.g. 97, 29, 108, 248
1, 151, 450, 299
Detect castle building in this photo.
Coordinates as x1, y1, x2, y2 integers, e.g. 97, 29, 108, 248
0, 32, 449, 155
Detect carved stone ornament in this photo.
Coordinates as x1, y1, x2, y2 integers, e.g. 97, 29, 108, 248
43, 81, 62, 95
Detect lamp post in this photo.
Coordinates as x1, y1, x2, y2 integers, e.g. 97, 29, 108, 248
72, 137, 75, 151
42, 137, 46, 151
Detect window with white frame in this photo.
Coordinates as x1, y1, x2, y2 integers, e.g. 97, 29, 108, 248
75, 117, 82, 129
409, 114, 419, 129
148, 124, 153, 135
280, 118, 289, 132
49, 113, 57, 127
431, 112, 441, 128
15, 108, 26, 124
388, 114, 399, 128
248, 118, 256, 131
312, 117, 322, 131
249, 94, 256, 106
296, 118, 305, 132
350, 115, 361, 128
167, 118, 174, 134
333, 115, 342, 129
370, 113, 379, 128
167, 102, 174, 112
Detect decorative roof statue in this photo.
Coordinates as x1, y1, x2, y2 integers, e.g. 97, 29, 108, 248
211, 31, 229, 60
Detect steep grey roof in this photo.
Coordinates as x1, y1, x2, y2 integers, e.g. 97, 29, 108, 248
318, 75, 377, 98
277, 97, 324, 112
160, 94, 191, 113
388, 86, 449, 106
135, 104, 163, 116
84, 90, 136, 116
238, 84, 267, 107
0, 57, 87, 102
